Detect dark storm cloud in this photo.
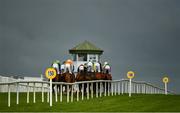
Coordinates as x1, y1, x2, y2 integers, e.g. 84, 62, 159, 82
0, 0, 180, 93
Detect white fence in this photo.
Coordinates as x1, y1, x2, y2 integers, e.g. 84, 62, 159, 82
0, 79, 173, 107
0, 75, 45, 92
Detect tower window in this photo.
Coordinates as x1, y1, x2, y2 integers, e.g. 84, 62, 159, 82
78, 54, 87, 61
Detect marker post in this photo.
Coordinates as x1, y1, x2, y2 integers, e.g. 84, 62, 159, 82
162, 77, 169, 95
127, 71, 135, 97
45, 68, 56, 107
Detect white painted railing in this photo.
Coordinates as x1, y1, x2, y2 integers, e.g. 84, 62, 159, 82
0, 79, 173, 107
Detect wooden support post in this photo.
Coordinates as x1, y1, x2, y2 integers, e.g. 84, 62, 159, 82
108, 82, 110, 96
67, 85, 69, 103
42, 83, 44, 102
100, 82, 102, 97
77, 84, 79, 101
60, 84, 62, 102
96, 82, 98, 98
27, 83, 29, 103
8, 84, 11, 107
91, 82, 93, 98
118, 82, 120, 95
47, 86, 49, 103
16, 83, 19, 105
115, 82, 117, 95
111, 82, 113, 96
129, 78, 132, 97
121, 81, 124, 94
87, 83, 89, 100
49, 79, 53, 106
82, 83, 84, 100
104, 82, 107, 96
71, 85, 74, 102
55, 85, 58, 102
33, 82, 36, 103
165, 83, 167, 95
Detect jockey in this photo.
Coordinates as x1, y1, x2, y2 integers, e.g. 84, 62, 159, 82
87, 61, 93, 72
103, 62, 108, 68
60, 62, 65, 74
104, 64, 111, 74
93, 62, 101, 73
65, 59, 73, 74
52, 60, 61, 75
103, 62, 111, 74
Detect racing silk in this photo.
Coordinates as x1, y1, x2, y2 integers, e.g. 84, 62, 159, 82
104, 64, 111, 73
61, 64, 65, 73
103, 62, 108, 69
65, 63, 72, 74
94, 62, 101, 73
52, 62, 61, 74
87, 62, 93, 72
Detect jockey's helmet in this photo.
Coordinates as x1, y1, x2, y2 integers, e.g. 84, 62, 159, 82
104, 62, 108, 65
65, 59, 73, 64
56, 60, 60, 64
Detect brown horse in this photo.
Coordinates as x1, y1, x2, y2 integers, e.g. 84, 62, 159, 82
61, 71, 75, 93
52, 73, 61, 93
62, 72, 75, 83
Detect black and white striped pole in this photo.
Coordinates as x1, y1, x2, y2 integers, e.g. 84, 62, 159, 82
127, 71, 135, 97
45, 68, 57, 107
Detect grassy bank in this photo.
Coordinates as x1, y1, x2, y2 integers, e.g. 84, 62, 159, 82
0, 93, 180, 112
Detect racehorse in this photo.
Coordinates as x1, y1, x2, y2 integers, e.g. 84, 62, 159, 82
52, 72, 61, 93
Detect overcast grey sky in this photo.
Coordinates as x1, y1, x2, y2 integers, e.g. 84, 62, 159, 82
0, 0, 180, 93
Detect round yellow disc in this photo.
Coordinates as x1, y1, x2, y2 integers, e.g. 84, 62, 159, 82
163, 77, 169, 83
45, 68, 57, 79
127, 71, 135, 79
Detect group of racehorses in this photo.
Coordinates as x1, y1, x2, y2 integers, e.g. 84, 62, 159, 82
50, 60, 112, 93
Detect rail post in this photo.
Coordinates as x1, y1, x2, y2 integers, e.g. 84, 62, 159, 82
47, 84, 49, 103
87, 83, 89, 99
111, 82, 113, 96
16, 82, 19, 105
104, 81, 107, 96
121, 81, 124, 94
108, 81, 110, 96
42, 83, 44, 102
8, 84, 11, 107
27, 82, 29, 103
33, 82, 36, 103
91, 82, 93, 98
60, 84, 62, 102
82, 83, 84, 100
100, 82, 102, 97
118, 81, 120, 95
77, 84, 79, 101
96, 82, 98, 98
115, 82, 117, 95
55, 84, 58, 102
67, 84, 69, 103
71, 84, 74, 102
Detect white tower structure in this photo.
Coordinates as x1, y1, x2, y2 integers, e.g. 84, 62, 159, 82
69, 41, 103, 73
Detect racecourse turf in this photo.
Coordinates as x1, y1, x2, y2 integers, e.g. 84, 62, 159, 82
0, 92, 180, 112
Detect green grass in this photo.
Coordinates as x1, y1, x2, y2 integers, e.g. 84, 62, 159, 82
0, 92, 180, 112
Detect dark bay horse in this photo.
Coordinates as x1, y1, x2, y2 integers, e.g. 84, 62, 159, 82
52, 73, 61, 93
61, 71, 75, 93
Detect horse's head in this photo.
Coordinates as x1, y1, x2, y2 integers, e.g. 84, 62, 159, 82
64, 72, 72, 83
78, 64, 84, 73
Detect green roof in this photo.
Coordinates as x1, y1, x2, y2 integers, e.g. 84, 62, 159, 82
69, 41, 103, 54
